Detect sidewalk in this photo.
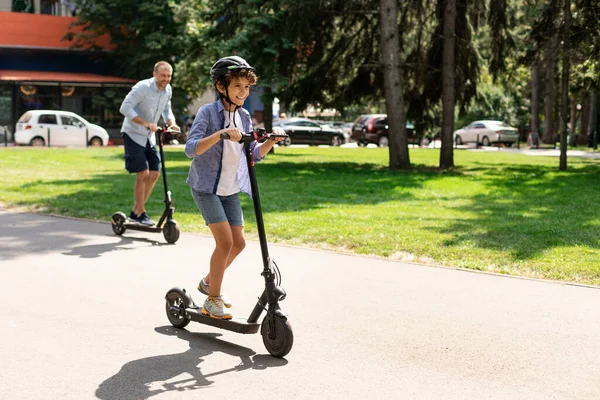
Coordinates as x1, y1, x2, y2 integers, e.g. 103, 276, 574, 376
1, 209, 600, 399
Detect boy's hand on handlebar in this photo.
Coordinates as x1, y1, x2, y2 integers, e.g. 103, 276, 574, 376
221, 127, 243, 142
269, 127, 288, 142
167, 124, 180, 132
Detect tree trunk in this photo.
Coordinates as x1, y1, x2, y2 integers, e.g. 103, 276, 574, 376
379, 0, 409, 169
263, 86, 274, 153
530, 62, 540, 147
559, 0, 570, 170
580, 93, 590, 141
543, 39, 557, 144
569, 97, 577, 146
439, 0, 456, 169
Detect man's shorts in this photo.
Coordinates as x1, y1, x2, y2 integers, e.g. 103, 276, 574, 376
122, 133, 160, 173
191, 189, 244, 226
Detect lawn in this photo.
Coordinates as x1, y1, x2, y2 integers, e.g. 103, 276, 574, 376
1, 145, 599, 286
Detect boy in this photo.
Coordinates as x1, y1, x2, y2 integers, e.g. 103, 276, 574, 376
184, 56, 286, 319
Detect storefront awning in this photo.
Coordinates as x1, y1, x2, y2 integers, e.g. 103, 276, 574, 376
0, 70, 136, 84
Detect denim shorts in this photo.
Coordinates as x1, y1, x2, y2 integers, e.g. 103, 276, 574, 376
122, 133, 160, 173
191, 189, 244, 226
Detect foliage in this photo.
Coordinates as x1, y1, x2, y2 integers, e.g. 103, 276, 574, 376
65, 0, 186, 80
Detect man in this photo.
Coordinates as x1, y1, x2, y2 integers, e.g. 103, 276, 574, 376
119, 61, 180, 226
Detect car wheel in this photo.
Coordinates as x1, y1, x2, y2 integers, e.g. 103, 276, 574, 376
505, 142, 513, 148
357, 141, 366, 147
330, 135, 342, 147
454, 135, 463, 146
377, 136, 389, 147
89, 137, 103, 147
30, 137, 45, 147
279, 136, 291, 146
481, 136, 490, 146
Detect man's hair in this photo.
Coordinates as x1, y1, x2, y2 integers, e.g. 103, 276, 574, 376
154, 61, 173, 73
213, 68, 258, 91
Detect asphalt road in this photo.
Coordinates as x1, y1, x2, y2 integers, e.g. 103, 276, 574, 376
1, 210, 599, 400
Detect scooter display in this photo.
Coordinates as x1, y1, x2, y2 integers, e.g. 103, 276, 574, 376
111, 126, 181, 244
164, 129, 293, 358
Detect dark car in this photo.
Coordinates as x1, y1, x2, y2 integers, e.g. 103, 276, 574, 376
274, 118, 345, 146
350, 114, 419, 147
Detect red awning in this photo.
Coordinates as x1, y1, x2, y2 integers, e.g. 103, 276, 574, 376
0, 70, 136, 84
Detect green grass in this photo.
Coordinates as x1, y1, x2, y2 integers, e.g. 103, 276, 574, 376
1, 145, 600, 286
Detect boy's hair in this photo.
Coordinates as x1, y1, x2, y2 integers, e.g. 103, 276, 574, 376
213, 68, 258, 91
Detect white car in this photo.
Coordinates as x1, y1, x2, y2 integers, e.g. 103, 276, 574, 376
453, 120, 519, 147
15, 110, 109, 147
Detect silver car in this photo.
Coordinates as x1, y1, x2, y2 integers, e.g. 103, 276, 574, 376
453, 120, 519, 147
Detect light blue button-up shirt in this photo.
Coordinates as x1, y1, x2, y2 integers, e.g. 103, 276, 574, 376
185, 99, 263, 197
119, 77, 175, 147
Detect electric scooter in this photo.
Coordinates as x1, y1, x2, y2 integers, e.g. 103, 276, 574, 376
164, 129, 294, 358
111, 126, 181, 244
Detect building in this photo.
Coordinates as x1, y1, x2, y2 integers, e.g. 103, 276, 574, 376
0, 0, 135, 142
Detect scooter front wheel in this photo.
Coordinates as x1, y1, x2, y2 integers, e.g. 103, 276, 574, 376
163, 220, 180, 244
111, 212, 127, 236
165, 290, 190, 329
261, 314, 293, 358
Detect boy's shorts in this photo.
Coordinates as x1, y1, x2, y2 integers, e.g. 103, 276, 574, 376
122, 133, 160, 173
191, 189, 244, 226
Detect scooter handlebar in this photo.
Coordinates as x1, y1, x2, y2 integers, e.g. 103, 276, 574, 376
220, 129, 288, 143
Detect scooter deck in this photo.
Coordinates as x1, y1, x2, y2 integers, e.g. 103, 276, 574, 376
186, 307, 260, 334
123, 222, 162, 233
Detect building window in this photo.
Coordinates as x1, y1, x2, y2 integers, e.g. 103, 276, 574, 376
12, 0, 34, 13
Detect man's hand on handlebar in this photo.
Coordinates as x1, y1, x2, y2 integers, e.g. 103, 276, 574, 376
147, 123, 159, 132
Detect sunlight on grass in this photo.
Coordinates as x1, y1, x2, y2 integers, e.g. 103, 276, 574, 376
1, 145, 600, 286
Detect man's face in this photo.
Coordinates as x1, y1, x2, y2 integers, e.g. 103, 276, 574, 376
153, 66, 172, 91
221, 77, 251, 106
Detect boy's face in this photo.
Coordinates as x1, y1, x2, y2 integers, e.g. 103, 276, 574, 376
219, 77, 251, 107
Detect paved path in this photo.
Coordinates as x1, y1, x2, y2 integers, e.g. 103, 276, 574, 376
1, 210, 599, 400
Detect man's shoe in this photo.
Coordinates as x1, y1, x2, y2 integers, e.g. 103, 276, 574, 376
128, 211, 143, 224
139, 212, 155, 226
201, 296, 232, 320
198, 278, 232, 308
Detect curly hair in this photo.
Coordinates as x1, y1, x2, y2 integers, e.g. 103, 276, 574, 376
213, 68, 258, 91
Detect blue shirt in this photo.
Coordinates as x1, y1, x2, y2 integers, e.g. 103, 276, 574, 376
119, 77, 175, 147
185, 99, 263, 197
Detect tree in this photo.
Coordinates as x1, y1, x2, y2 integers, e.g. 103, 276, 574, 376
380, 0, 410, 169
440, 0, 457, 169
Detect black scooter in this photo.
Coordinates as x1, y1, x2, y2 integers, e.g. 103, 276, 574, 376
164, 129, 293, 358
111, 126, 181, 244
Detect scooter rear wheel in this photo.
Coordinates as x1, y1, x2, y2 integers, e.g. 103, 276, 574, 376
261, 314, 293, 358
111, 212, 127, 236
165, 290, 190, 329
163, 220, 180, 244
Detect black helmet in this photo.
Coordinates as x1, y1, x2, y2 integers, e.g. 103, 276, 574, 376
210, 56, 254, 78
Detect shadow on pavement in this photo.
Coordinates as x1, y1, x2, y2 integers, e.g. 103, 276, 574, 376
96, 326, 287, 400
0, 211, 166, 260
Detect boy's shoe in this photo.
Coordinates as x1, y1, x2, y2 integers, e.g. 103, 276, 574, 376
202, 296, 232, 320
198, 278, 232, 308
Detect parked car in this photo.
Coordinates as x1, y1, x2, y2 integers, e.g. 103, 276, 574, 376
274, 117, 345, 146
453, 120, 519, 147
14, 110, 109, 147
350, 114, 419, 147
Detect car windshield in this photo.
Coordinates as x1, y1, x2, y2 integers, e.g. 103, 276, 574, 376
18, 112, 32, 123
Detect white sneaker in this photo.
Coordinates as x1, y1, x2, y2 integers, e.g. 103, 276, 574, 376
198, 278, 232, 308
202, 296, 232, 320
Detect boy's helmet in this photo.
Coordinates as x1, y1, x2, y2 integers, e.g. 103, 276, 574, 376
210, 56, 254, 79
